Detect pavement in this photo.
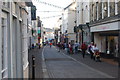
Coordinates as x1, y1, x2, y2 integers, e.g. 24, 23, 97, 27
28, 47, 43, 78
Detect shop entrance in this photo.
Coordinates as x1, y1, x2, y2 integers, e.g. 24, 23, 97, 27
106, 36, 118, 58
99, 32, 118, 59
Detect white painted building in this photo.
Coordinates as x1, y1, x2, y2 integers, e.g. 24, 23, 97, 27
75, 0, 91, 44
62, 2, 76, 43
0, 1, 33, 79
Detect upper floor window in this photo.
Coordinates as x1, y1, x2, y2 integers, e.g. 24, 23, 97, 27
109, 2, 115, 16
12, 2, 17, 14
19, 7, 22, 18
117, 1, 120, 14
103, 2, 108, 18
2, 2, 9, 8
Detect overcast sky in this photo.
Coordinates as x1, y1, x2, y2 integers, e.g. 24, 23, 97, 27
32, 0, 74, 29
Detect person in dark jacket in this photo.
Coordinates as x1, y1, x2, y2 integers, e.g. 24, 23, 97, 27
58, 42, 61, 52
81, 42, 87, 58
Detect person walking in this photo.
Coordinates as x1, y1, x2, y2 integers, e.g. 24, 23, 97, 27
68, 42, 72, 54
81, 42, 87, 58
50, 42, 52, 48
88, 42, 94, 59
74, 41, 80, 54
58, 42, 61, 52
38, 43, 41, 49
93, 44, 100, 61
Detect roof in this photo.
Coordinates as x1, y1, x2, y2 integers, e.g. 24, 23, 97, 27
64, 2, 75, 10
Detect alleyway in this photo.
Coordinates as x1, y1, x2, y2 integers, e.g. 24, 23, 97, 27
29, 45, 118, 79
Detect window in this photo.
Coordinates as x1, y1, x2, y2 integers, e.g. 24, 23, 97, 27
117, 1, 120, 14
1, 18, 8, 78
98, 2, 102, 19
92, 4, 94, 21
103, 2, 108, 18
2, 2, 9, 8
19, 7, 22, 18
12, 2, 17, 14
96, 2, 99, 20
110, 2, 115, 16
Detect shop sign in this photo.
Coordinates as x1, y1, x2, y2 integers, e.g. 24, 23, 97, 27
91, 22, 119, 32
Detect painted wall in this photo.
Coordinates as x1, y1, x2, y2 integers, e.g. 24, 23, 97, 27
21, 9, 29, 78
0, 1, 2, 80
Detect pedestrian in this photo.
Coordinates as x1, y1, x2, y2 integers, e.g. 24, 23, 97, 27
70, 43, 73, 54
38, 43, 41, 49
93, 44, 101, 61
68, 42, 72, 54
32, 44, 34, 49
88, 42, 94, 59
74, 41, 80, 54
81, 42, 87, 58
64, 43, 67, 51
58, 42, 61, 52
50, 42, 52, 48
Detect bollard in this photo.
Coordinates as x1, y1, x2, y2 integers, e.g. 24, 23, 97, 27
32, 56, 35, 79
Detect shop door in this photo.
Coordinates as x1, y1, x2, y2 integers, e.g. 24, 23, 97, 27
109, 38, 115, 55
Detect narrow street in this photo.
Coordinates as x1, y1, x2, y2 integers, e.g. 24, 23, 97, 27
40, 45, 118, 78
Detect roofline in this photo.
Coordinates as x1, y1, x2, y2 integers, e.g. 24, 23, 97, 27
64, 2, 75, 10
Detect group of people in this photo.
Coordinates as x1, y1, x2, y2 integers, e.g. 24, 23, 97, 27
57, 41, 101, 62
56, 41, 80, 54
79, 42, 101, 62
88, 42, 101, 62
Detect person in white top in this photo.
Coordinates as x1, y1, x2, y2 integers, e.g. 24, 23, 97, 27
93, 44, 101, 62
93, 44, 99, 53
88, 42, 94, 59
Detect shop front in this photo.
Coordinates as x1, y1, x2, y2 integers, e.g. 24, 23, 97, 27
91, 21, 119, 59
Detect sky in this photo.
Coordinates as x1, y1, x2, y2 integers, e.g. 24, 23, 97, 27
32, 0, 74, 29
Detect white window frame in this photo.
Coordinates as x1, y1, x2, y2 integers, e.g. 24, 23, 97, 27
115, 0, 118, 15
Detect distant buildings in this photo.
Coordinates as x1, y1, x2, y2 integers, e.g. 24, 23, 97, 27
43, 28, 54, 42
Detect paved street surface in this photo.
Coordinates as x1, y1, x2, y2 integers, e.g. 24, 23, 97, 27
42, 45, 118, 78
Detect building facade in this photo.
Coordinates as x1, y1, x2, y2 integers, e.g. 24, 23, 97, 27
75, 0, 91, 45
0, 1, 34, 79
90, 0, 120, 59
62, 2, 76, 44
